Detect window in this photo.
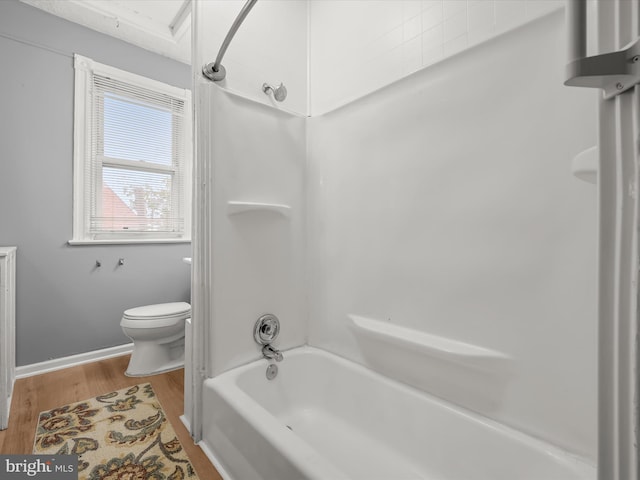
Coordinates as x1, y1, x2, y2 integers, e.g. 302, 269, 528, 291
71, 54, 191, 244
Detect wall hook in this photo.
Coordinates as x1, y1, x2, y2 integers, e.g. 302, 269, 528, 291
95, 260, 101, 267
262, 82, 287, 102
118, 258, 125, 266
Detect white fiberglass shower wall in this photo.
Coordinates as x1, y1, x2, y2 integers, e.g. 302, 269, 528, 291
191, 0, 308, 376
307, 5, 597, 460
191, 0, 598, 469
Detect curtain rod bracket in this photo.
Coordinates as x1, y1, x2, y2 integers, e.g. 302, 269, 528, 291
202, 63, 226, 82
202, 0, 258, 82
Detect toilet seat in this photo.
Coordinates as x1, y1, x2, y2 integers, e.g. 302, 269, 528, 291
123, 302, 190, 319
121, 302, 190, 329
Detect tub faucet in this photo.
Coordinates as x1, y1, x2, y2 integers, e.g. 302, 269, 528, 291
262, 344, 283, 362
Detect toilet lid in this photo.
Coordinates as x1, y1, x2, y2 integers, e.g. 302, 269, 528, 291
123, 302, 191, 321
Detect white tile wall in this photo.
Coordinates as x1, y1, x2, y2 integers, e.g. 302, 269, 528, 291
495, 0, 526, 27
423, 2, 443, 31
195, 0, 564, 116
310, 0, 564, 115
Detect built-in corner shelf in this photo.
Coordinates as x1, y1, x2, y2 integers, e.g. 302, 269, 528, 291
347, 314, 510, 371
227, 201, 291, 218
571, 146, 597, 184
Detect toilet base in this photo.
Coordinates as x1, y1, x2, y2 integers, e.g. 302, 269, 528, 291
125, 337, 185, 377
125, 359, 184, 377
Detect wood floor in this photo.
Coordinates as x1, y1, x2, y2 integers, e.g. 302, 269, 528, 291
0, 355, 222, 480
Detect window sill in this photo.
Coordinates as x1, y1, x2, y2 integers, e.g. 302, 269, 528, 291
68, 238, 191, 246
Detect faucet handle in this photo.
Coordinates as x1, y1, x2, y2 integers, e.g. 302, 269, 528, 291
254, 314, 280, 345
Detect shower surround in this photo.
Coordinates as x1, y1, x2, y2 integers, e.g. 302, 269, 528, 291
190, 1, 597, 478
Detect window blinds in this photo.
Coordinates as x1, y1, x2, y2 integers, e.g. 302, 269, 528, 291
88, 73, 187, 236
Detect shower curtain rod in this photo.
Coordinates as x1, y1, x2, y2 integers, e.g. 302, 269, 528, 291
202, 0, 258, 82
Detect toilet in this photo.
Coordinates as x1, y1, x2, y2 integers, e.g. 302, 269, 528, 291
120, 302, 191, 377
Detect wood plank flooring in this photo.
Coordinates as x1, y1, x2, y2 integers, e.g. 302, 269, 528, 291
0, 354, 222, 480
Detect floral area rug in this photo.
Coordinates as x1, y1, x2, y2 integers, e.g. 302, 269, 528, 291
33, 383, 199, 480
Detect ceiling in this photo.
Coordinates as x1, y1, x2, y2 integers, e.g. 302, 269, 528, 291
20, 0, 192, 64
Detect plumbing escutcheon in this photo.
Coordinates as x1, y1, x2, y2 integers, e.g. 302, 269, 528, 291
254, 314, 280, 345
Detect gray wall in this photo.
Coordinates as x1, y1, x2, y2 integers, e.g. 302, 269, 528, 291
0, 0, 192, 366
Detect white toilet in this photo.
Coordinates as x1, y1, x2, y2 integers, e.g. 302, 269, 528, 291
120, 301, 191, 377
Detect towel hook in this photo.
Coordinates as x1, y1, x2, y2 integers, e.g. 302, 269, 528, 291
262, 82, 287, 102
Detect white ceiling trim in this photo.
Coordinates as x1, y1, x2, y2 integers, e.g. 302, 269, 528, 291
19, 0, 191, 65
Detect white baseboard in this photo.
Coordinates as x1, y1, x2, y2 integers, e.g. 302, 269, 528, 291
16, 343, 134, 379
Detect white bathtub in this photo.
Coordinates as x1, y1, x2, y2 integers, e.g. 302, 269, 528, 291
200, 347, 595, 480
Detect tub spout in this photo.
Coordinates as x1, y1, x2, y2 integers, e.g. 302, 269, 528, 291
262, 344, 283, 362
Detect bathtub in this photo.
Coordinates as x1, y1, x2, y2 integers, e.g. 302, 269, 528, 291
200, 347, 595, 480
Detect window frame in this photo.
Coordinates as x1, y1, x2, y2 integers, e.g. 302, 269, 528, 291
70, 54, 192, 245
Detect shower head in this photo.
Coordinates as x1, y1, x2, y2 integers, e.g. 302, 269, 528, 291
262, 82, 287, 102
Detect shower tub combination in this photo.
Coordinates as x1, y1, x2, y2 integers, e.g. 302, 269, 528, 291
200, 347, 595, 480
194, 0, 600, 478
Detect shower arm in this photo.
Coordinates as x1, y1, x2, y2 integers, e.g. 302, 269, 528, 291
202, 0, 258, 82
